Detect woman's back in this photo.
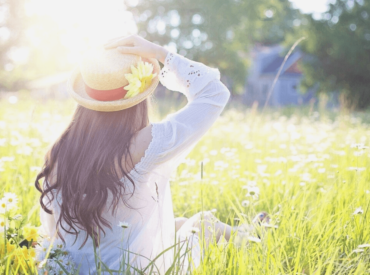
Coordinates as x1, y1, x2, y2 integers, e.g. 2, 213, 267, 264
38, 48, 230, 274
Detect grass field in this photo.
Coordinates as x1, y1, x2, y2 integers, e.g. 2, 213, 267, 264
0, 94, 369, 274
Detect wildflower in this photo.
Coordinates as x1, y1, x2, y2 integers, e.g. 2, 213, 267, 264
118, 221, 129, 229
23, 225, 39, 242
351, 143, 369, 150
0, 156, 14, 162
241, 200, 250, 207
0, 219, 8, 232
35, 244, 49, 262
245, 186, 260, 200
353, 207, 364, 215
35, 237, 57, 263
352, 249, 364, 253
123, 61, 157, 99
318, 168, 326, 173
247, 235, 261, 243
3, 193, 18, 210
189, 227, 199, 234
358, 244, 370, 248
347, 167, 366, 172
0, 199, 7, 214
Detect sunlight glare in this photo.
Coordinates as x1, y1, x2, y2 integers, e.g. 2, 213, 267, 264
26, 0, 137, 64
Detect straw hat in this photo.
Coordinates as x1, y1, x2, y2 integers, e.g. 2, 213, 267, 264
67, 47, 160, 112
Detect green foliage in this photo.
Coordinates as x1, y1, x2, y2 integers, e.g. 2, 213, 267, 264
289, 0, 370, 109
128, 0, 300, 94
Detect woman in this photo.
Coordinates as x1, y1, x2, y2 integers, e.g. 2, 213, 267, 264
35, 35, 264, 274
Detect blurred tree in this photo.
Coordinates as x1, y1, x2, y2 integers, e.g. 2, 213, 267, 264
290, 0, 370, 109
0, 0, 28, 89
128, 0, 300, 94
0, 0, 70, 90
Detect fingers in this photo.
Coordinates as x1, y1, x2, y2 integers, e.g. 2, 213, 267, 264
104, 35, 136, 49
117, 46, 140, 55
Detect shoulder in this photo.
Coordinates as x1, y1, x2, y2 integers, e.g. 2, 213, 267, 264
132, 124, 153, 156
122, 124, 154, 171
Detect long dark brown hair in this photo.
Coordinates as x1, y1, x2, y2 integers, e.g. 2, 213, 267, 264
35, 97, 152, 248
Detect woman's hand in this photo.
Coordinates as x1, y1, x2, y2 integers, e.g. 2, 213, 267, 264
104, 34, 169, 64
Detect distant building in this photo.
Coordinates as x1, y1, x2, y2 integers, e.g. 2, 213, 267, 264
243, 44, 316, 107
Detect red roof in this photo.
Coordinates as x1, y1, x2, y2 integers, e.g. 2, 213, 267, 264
285, 58, 303, 74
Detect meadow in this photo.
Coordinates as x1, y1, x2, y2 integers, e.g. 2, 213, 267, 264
0, 93, 369, 274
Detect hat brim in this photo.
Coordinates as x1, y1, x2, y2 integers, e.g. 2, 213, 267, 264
67, 57, 160, 112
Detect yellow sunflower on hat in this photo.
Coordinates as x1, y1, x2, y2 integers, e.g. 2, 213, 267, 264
124, 61, 157, 99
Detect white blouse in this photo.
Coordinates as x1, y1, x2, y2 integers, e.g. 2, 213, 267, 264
39, 51, 231, 274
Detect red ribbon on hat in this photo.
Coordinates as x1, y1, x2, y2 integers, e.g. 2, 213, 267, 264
84, 83, 128, 101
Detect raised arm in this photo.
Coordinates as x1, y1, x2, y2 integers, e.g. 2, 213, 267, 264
134, 51, 231, 177
105, 35, 231, 177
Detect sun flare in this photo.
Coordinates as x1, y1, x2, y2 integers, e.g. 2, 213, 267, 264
26, 0, 137, 65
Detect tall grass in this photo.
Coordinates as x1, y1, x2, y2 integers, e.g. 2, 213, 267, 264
0, 94, 369, 274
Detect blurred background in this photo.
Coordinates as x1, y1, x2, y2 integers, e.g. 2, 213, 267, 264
1, 0, 369, 110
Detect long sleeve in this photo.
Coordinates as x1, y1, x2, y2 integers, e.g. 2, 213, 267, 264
133, 51, 231, 177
